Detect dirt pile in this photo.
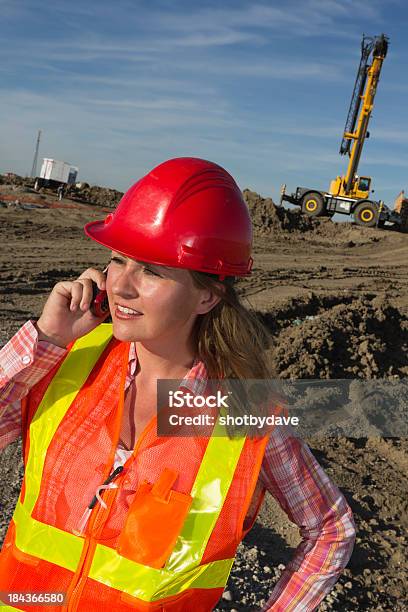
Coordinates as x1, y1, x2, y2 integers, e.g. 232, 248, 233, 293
66, 183, 123, 208
243, 189, 401, 251
269, 295, 408, 379
0, 173, 34, 188
258, 294, 408, 440
0, 173, 123, 209
243, 189, 313, 236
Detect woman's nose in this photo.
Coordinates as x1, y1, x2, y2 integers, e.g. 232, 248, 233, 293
111, 267, 140, 299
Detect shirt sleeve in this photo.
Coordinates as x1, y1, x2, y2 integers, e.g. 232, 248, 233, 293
0, 320, 67, 450
258, 425, 356, 612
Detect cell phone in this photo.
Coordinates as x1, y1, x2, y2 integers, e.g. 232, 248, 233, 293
91, 283, 110, 318
90, 267, 110, 318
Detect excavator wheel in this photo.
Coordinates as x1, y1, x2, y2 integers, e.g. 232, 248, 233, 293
301, 192, 325, 217
353, 201, 378, 228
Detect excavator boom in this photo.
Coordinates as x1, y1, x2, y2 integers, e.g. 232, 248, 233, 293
341, 34, 388, 193
340, 36, 373, 156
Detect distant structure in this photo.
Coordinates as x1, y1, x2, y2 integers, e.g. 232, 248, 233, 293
34, 158, 79, 191
30, 129, 42, 178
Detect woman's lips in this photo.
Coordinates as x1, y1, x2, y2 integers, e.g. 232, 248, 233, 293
114, 304, 143, 319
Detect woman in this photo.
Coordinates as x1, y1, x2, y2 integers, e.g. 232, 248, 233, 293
0, 157, 355, 611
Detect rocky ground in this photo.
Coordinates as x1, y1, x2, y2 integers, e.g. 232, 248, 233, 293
0, 178, 407, 611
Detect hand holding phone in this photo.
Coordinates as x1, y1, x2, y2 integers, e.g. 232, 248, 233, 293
36, 265, 110, 347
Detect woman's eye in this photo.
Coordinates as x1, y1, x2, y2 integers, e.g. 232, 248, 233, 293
109, 257, 161, 277
142, 266, 160, 277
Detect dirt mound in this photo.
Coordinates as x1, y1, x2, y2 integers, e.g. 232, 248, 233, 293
1, 173, 123, 209
297, 218, 390, 248
270, 295, 408, 379
66, 183, 123, 208
243, 189, 313, 236
243, 189, 395, 249
0, 173, 34, 188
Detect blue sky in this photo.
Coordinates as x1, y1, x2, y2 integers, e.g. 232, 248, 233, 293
1, 0, 407, 205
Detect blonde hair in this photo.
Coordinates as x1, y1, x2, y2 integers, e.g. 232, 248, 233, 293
190, 272, 274, 379
190, 271, 284, 436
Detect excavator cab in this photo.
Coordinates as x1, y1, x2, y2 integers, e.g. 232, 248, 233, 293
356, 176, 371, 197
329, 174, 371, 198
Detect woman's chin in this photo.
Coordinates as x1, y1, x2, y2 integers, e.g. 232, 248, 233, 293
112, 320, 145, 342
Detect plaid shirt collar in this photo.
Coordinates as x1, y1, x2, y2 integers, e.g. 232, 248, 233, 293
128, 342, 209, 396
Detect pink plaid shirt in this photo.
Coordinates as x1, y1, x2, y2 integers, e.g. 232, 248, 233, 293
0, 321, 355, 611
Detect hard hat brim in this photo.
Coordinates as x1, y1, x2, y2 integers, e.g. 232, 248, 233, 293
84, 219, 172, 269
84, 219, 252, 277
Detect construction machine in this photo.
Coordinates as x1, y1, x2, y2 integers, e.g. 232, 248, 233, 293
281, 34, 407, 231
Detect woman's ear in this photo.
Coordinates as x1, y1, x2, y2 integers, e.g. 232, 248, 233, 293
195, 285, 225, 315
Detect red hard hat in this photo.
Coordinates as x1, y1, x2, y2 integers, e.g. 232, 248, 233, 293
84, 157, 253, 278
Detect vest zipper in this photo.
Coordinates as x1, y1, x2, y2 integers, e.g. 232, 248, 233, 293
64, 420, 157, 611
64, 468, 125, 612
66, 534, 96, 612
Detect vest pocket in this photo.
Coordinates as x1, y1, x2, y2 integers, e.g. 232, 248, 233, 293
117, 468, 192, 569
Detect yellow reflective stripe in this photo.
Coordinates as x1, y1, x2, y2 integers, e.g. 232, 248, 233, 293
22, 324, 113, 516
0, 604, 24, 611
165, 418, 245, 571
12, 500, 233, 601
10, 325, 112, 574
89, 544, 234, 601
13, 504, 83, 572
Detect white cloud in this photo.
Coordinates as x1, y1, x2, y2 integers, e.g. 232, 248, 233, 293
371, 128, 408, 145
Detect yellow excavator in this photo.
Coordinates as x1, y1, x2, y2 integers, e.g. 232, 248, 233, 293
281, 34, 407, 230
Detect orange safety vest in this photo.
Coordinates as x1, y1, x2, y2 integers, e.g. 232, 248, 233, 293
0, 325, 270, 611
